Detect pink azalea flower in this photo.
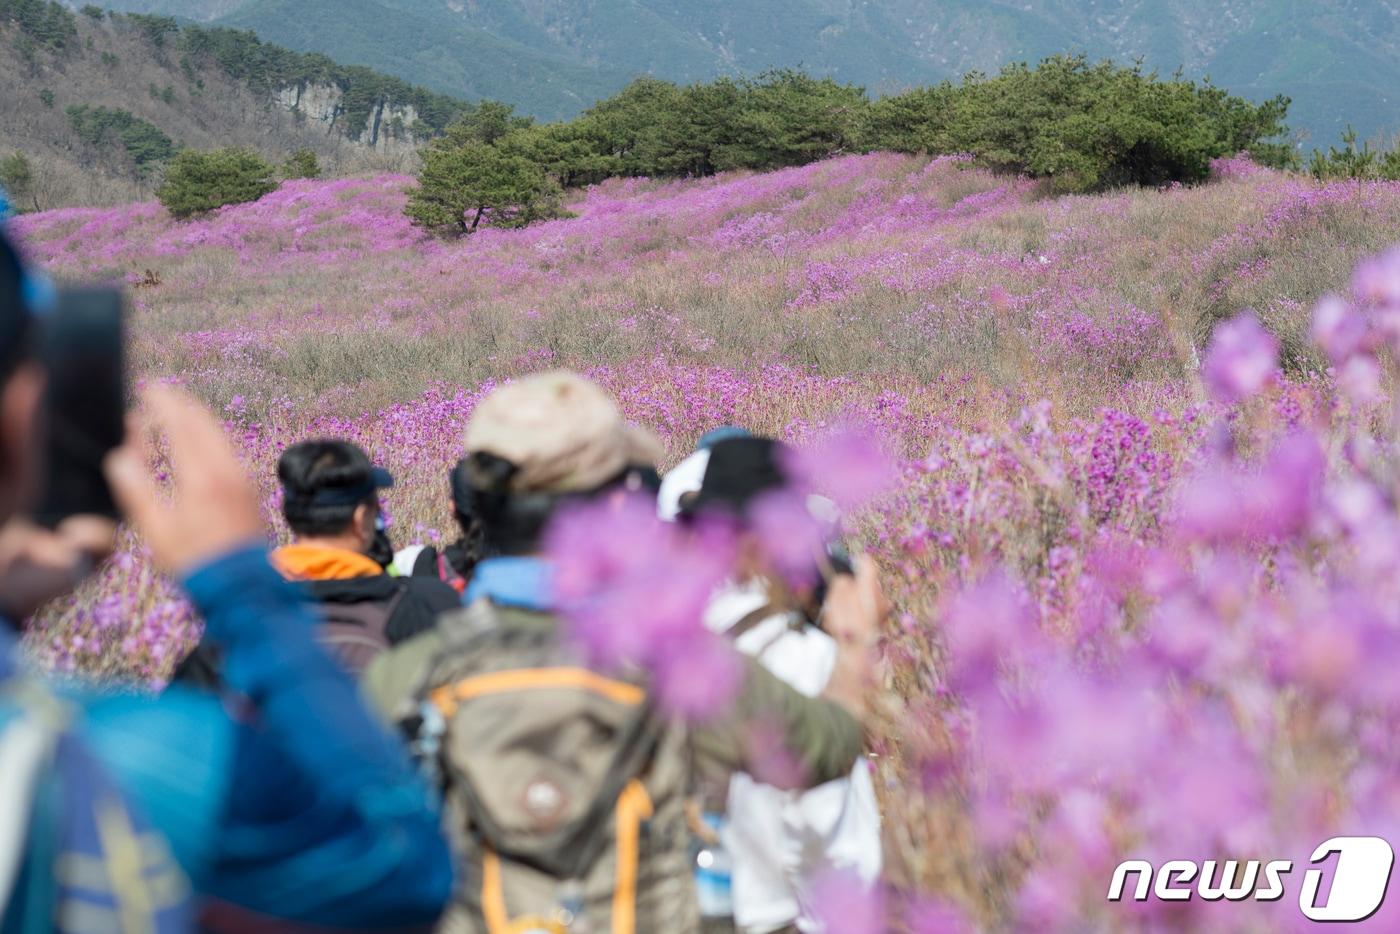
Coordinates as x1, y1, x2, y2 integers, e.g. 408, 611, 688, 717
1351, 245, 1400, 308
749, 489, 826, 586
905, 898, 974, 934
807, 867, 885, 934
784, 428, 897, 511
1201, 312, 1279, 403
545, 494, 740, 719
940, 571, 1041, 696
1311, 293, 1367, 363
1176, 433, 1323, 544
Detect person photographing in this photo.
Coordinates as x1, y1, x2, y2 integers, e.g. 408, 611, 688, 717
0, 221, 454, 931
681, 436, 884, 934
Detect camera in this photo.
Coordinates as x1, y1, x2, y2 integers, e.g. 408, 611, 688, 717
33, 287, 127, 527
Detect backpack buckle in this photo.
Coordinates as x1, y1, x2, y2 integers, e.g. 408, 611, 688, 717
408, 701, 447, 785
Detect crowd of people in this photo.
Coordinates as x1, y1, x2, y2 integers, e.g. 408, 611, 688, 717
0, 219, 887, 933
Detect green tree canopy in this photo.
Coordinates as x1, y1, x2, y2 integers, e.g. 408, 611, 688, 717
859, 56, 1294, 191
282, 148, 321, 180
0, 0, 76, 50
407, 57, 1297, 235
406, 136, 562, 236
66, 105, 176, 177
0, 152, 35, 212
1309, 127, 1400, 181
714, 71, 866, 172
157, 148, 277, 219
444, 100, 533, 146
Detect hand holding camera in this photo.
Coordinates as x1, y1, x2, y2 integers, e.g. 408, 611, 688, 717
1, 286, 265, 619
105, 386, 266, 576
819, 554, 888, 722
0, 287, 125, 620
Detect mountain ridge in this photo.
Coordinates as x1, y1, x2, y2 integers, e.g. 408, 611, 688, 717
52, 0, 1400, 145
1, 4, 472, 208
204, 0, 1400, 144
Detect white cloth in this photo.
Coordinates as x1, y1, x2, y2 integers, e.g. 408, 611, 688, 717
657, 449, 711, 522
389, 544, 427, 578
0, 713, 55, 917
704, 583, 883, 934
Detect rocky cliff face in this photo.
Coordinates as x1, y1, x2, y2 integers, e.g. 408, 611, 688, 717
274, 83, 421, 151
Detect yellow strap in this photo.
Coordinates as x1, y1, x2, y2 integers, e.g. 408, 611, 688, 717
481, 846, 568, 934
480, 779, 654, 934
431, 668, 646, 717
482, 847, 510, 934
612, 779, 654, 934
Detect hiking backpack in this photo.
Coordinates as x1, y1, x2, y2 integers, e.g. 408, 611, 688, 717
315, 585, 407, 675
410, 601, 695, 934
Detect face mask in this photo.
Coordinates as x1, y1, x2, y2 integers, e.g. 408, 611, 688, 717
367, 526, 394, 569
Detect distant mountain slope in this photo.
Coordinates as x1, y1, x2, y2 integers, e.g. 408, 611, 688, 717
68, 0, 1400, 143
79, 0, 243, 16
218, 0, 622, 119
2, 4, 472, 208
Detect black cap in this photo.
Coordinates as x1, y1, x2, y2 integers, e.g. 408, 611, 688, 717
683, 436, 793, 518
278, 439, 394, 511
303, 464, 393, 506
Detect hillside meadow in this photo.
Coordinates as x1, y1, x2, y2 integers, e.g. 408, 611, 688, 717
14, 152, 1400, 930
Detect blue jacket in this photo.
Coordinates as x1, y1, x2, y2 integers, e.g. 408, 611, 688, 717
0, 628, 191, 934
8, 546, 454, 931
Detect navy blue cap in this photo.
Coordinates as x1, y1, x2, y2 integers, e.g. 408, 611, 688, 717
696, 425, 751, 451
302, 465, 394, 507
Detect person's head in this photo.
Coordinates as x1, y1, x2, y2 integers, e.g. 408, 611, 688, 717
655, 427, 753, 522
683, 436, 847, 600
681, 436, 792, 522
0, 228, 46, 526
453, 371, 661, 557
277, 439, 393, 555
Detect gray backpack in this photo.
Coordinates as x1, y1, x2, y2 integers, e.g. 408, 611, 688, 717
315, 586, 406, 675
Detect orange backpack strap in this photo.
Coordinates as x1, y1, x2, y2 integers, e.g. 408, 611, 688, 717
477, 779, 654, 934
428, 667, 646, 719
611, 779, 654, 934
480, 847, 570, 934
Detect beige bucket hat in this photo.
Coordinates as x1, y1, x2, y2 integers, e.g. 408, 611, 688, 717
463, 371, 663, 494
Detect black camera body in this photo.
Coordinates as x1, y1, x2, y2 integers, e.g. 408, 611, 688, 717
34, 287, 126, 527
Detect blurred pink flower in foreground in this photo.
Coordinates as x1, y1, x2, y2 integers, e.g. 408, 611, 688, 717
784, 427, 897, 511
750, 489, 827, 586
808, 867, 885, 934
905, 897, 974, 934
1175, 431, 1325, 544
940, 571, 1040, 696
1352, 244, 1400, 308
1311, 294, 1367, 363
546, 494, 742, 719
1201, 312, 1279, 403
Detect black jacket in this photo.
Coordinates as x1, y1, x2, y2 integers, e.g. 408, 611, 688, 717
173, 572, 460, 689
